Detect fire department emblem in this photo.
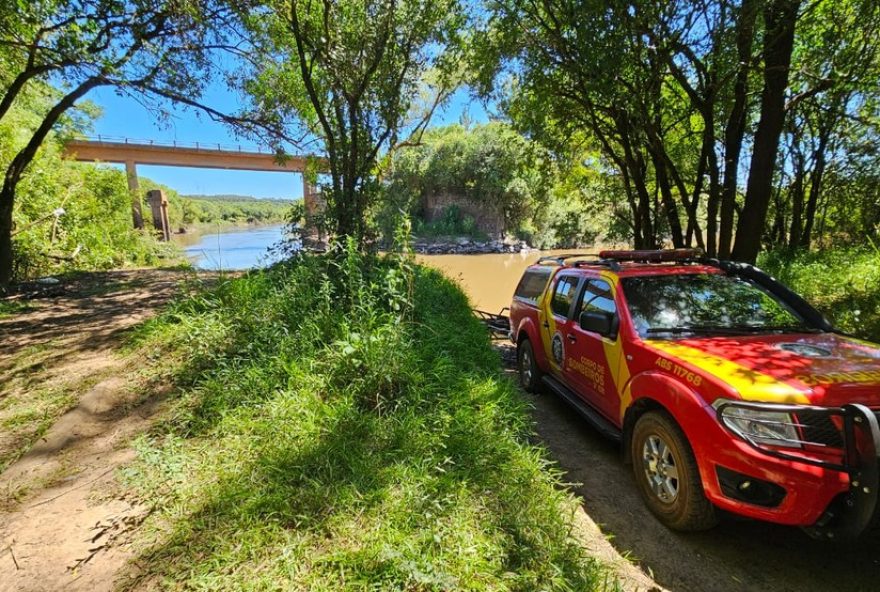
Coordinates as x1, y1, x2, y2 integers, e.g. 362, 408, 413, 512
551, 331, 565, 365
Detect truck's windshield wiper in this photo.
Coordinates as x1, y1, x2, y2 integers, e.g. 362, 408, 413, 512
646, 325, 753, 336
647, 324, 823, 336
726, 324, 823, 334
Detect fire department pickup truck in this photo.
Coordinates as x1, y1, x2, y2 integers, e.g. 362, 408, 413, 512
508, 249, 880, 539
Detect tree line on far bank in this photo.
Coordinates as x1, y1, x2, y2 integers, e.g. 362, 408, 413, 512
1, 0, 879, 287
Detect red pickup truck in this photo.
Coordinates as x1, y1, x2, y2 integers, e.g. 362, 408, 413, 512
508, 249, 880, 540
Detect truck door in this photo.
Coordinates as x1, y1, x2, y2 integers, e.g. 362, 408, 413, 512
564, 278, 621, 421
543, 272, 583, 376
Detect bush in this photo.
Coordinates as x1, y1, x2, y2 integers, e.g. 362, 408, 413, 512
412, 205, 483, 239
760, 247, 880, 342
122, 248, 613, 590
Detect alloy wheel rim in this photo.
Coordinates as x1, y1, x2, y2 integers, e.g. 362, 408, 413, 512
642, 434, 680, 503
521, 348, 532, 385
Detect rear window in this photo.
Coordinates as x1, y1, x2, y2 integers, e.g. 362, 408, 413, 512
514, 268, 552, 303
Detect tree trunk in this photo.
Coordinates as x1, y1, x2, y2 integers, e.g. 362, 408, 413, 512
801, 130, 830, 248
0, 78, 103, 288
788, 145, 805, 249
719, 0, 759, 258
651, 149, 685, 248
732, 0, 800, 264
0, 190, 13, 289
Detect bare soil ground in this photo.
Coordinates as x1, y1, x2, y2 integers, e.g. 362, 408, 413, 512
495, 342, 880, 592
0, 268, 205, 592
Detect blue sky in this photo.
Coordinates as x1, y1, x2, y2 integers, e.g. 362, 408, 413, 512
86, 84, 490, 200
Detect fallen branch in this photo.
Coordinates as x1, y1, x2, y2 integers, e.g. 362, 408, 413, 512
1, 543, 20, 570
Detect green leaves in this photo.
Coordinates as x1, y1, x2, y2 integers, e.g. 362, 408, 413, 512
239, 0, 465, 243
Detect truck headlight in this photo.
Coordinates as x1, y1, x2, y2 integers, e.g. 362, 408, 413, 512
714, 401, 802, 449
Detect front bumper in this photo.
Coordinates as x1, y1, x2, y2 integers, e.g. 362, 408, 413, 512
714, 402, 880, 540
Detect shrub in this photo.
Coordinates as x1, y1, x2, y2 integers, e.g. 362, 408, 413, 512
122, 249, 614, 590
760, 247, 880, 342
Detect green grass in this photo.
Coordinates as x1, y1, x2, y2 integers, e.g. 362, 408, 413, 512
761, 247, 880, 342
120, 248, 615, 590
0, 300, 32, 319
0, 341, 106, 472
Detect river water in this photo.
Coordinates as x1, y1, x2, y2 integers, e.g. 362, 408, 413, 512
174, 225, 565, 312
172, 224, 290, 271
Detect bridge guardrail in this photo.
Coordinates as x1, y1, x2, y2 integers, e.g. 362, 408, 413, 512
81, 135, 274, 154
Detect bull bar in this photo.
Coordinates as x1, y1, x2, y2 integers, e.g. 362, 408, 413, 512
715, 401, 880, 540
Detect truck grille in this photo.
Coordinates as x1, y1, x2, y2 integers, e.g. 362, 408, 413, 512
795, 409, 844, 448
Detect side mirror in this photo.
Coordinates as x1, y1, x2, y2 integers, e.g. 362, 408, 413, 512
580, 310, 619, 340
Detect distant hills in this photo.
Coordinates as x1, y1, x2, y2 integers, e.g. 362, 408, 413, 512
182, 194, 298, 203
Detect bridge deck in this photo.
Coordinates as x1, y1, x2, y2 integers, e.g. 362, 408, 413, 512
63, 139, 322, 173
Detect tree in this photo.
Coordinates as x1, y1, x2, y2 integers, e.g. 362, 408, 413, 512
772, 0, 880, 250
732, 0, 801, 263
474, 0, 736, 249
477, 0, 843, 262
378, 122, 551, 237
0, 0, 271, 288
239, 0, 464, 246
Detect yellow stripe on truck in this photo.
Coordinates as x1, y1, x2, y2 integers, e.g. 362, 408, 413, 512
649, 341, 810, 404
598, 272, 634, 422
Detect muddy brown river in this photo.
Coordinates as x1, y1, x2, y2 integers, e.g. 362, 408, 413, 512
417, 250, 569, 313
173, 223, 569, 309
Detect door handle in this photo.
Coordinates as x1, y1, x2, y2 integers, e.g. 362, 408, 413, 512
567, 334, 577, 343
543, 321, 549, 329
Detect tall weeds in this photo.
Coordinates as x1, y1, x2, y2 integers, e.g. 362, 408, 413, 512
761, 248, 880, 341
123, 247, 614, 590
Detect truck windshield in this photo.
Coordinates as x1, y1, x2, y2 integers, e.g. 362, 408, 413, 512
621, 273, 819, 338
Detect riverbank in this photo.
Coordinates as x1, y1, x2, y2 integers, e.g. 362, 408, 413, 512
0, 254, 630, 591
113, 252, 615, 589
412, 236, 538, 255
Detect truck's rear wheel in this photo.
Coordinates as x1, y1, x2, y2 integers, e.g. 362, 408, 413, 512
517, 338, 542, 393
631, 411, 717, 531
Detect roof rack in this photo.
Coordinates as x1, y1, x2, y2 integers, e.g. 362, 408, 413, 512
535, 253, 601, 265
535, 249, 710, 272
598, 248, 704, 262
535, 253, 623, 271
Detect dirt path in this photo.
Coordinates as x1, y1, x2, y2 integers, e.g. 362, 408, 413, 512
513, 358, 880, 592
0, 268, 207, 592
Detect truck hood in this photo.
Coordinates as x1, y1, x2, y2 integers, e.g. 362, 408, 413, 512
646, 333, 880, 407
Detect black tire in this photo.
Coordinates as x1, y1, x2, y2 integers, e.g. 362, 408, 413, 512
631, 411, 718, 531
517, 338, 543, 393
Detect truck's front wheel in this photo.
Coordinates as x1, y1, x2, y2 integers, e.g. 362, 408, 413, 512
517, 338, 542, 393
631, 411, 717, 531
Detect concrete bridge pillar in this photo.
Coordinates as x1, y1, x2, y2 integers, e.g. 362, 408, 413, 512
302, 176, 320, 218
125, 160, 144, 229
302, 176, 326, 246
146, 189, 171, 241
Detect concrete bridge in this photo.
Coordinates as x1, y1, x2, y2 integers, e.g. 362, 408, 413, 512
63, 137, 325, 230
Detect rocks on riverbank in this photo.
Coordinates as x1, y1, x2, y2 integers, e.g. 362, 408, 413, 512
413, 237, 538, 255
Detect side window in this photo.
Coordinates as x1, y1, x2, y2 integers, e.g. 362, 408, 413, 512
551, 276, 580, 318
514, 268, 552, 303
577, 279, 616, 317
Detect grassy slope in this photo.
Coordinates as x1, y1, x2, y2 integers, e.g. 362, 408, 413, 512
121, 252, 614, 590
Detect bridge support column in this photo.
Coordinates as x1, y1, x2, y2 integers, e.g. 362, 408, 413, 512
125, 160, 144, 230
147, 189, 171, 241
302, 176, 318, 218
302, 176, 325, 246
